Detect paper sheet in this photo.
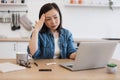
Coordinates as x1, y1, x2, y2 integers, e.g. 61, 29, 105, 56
0, 62, 26, 73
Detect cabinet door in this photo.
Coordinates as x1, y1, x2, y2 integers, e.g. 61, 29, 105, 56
0, 42, 17, 59
16, 42, 29, 53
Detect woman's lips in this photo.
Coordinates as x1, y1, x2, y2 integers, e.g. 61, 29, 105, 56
51, 26, 57, 28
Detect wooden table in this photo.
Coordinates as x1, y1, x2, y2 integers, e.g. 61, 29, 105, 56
0, 59, 120, 80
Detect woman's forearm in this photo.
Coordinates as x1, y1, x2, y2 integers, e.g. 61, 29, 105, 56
29, 14, 45, 55
29, 29, 39, 56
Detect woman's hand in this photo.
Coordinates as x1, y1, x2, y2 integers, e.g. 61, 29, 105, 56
34, 14, 45, 32
70, 52, 76, 60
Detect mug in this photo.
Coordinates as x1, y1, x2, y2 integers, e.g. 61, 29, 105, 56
16, 52, 28, 65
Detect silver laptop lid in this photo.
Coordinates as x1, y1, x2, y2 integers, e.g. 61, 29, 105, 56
72, 41, 118, 70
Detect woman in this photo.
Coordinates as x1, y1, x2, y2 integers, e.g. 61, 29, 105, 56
28, 2, 77, 59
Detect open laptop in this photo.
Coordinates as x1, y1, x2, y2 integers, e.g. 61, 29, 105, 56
60, 41, 118, 71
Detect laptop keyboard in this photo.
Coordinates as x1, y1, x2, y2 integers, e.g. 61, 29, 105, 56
67, 64, 73, 68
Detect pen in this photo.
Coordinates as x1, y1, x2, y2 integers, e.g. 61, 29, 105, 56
34, 62, 38, 67
39, 69, 52, 71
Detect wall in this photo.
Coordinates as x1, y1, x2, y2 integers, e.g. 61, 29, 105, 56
0, 0, 120, 60
0, 0, 120, 39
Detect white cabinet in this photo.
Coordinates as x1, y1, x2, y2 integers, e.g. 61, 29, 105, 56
0, 42, 28, 59
17, 42, 28, 52
0, 42, 16, 59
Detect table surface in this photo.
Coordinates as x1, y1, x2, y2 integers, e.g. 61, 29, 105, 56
0, 59, 120, 80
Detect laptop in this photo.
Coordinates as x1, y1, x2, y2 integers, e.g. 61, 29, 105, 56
60, 41, 118, 71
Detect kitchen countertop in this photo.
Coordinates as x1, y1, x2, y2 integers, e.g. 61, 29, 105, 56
0, 38, 117, 42
0, 38, 30, 42
74, 38, 109, 43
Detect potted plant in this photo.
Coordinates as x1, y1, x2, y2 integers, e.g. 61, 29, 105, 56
107, 63, 117, 73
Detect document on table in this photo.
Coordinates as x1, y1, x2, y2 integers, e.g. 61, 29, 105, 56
0, 62, 26, 73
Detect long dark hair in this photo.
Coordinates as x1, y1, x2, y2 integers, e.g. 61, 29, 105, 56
39, 3, 62, 33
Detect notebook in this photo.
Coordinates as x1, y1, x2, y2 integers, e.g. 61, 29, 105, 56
0, 62, 26, 73
60, 41, 118, 71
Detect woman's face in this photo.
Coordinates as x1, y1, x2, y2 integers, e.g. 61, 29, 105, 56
44, 9, 60, 32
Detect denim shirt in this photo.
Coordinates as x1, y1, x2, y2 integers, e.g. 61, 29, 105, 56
27, 28, 77, 59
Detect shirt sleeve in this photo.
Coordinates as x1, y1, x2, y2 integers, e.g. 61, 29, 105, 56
66, 31, 77, 58
27, 32, 41, 59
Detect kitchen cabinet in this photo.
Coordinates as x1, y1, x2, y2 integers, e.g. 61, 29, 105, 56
17, 42, 28, 52
0, 41, 28, 59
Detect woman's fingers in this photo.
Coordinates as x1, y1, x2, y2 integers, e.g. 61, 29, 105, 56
34, 14, 45, 31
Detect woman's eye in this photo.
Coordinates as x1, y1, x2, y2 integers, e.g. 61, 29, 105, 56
54, 17, 58, 19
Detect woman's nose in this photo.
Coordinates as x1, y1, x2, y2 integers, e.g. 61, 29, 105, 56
51, 18, 56, 24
